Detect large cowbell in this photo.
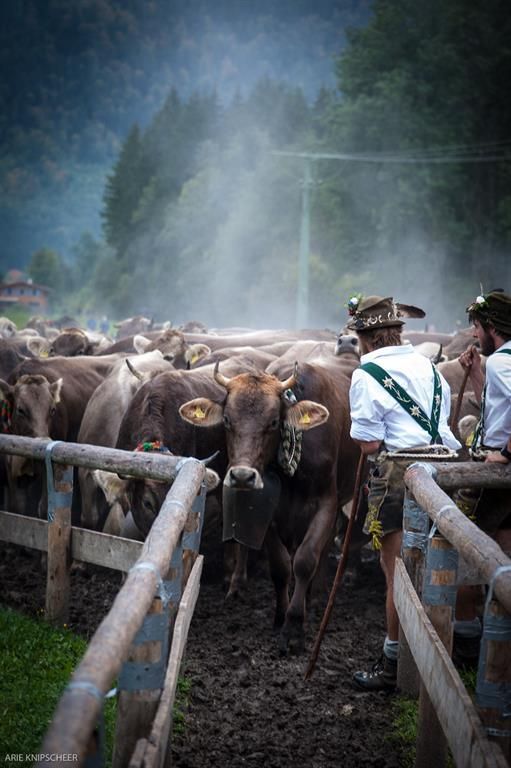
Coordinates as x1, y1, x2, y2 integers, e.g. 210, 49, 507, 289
222, 470, 281, 550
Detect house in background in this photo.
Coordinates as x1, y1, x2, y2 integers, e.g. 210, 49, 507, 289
0, 270, 50, 313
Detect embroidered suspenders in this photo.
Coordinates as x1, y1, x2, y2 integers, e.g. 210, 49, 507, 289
472, 348, 511, 448
360, 361, 442, 443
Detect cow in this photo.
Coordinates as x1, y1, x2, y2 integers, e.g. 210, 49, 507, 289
0, 317, 18, 339
98, 329, 210, 369
3, 354, 118, 516
114, 315, 153, 339
76, 350, 173, 531
413, 342, 447, 363
113, 368, 228, 540
179, 358, 360, 654
46, 327, 112, 357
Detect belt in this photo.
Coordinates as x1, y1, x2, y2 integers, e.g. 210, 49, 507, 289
380, 445, 458, 462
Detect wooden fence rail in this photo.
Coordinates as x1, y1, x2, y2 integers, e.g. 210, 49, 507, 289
395, 461, 511, 768
0, 434, 214, 767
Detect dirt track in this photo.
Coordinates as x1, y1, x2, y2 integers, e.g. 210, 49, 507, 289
0, 543, 404, 767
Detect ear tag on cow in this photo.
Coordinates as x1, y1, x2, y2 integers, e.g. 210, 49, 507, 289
299, 412, 311, 425
40, 350, 49, 358
191, 354, 199, 365
194, 406, 206, 420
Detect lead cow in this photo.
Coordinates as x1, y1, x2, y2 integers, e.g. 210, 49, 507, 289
179, 359, 359, 653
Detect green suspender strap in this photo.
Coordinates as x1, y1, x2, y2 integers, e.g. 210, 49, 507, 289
472, 348, 511, 448
360, 362, 442, 444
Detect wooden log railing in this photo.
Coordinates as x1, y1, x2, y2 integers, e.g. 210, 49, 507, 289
0, 434, 214, 767
395, 461, 511, 768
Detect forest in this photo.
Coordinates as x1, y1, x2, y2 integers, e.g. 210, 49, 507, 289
5, 0, 511, 331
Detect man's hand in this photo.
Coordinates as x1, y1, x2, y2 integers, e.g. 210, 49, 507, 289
485, 451, 509, 465
459, 344, 481, 373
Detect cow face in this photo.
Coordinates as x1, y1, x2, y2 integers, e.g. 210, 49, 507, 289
48, 328, 90, 357
180, 365, 329, 490
133, 330, 210, 369
0, 375, 63, 439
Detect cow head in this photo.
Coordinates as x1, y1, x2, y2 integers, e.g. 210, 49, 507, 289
0, 375, 63, 439
48, 327, 92, 357
335, 333, 360, 358
0, 374, 63, 481
133, 329, 210, 368
179, 363, 329, 490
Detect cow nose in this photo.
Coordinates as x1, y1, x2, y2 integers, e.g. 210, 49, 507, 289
227, 466, 258, 489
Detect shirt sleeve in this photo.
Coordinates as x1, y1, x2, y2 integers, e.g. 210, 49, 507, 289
349, 370, 386, 443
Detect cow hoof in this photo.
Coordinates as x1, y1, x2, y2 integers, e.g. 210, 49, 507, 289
278, 619, 305, 656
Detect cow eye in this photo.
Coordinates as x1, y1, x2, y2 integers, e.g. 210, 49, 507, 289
16, 406, 27, 418
269, 418, 280, 431
49, 406, 56, 417
142, 497, 154, 513
223, 414, 231, 430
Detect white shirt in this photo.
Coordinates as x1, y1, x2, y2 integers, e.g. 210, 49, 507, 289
480, 339, 511, 449
349, 344, 461, 451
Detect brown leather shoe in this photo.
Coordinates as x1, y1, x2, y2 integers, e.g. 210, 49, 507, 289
353, 654, 397, 691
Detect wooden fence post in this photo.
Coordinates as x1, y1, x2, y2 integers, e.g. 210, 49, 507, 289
415, 531, 458, 768
45, 442, 73, 625
476, 565, 511, 763
399, 485, 429, 696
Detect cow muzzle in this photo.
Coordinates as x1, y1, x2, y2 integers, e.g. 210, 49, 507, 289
225, 465, 263, 490
222, 469, 281, 550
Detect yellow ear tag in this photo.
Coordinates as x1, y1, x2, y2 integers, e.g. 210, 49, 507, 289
465, 431, 474, 448
299, 412, 311, 425
40, 350, 49, 358
194, 406, 206, 420
191, 354, 199, 365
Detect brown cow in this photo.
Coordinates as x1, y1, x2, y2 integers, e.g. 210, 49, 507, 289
3, 354, 117, 516
99, 329, 210, 368
179, 359, 359, 654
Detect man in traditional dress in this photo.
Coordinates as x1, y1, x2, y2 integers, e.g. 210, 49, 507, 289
346, 295, 460, 690
454, 290, 511, 666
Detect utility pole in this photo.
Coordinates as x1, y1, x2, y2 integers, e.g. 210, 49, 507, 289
297, 158, 312, 328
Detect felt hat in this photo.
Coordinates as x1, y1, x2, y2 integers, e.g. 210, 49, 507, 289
346, 295, 425, 331
466, 289, 511, 335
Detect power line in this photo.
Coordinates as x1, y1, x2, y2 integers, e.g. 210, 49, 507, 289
272, 148, 511, 164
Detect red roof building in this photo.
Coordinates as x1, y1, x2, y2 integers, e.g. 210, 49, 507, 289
0, 280, 50, 312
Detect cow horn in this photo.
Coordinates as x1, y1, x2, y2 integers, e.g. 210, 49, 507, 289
279, 361, 298, 392
214, 361, 231, 388
126, 358, 143, 381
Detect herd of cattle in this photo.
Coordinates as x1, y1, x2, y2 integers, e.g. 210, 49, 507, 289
0, 314, 479, 652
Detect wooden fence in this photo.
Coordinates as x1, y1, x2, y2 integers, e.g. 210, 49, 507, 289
395, 460, 511, 768
0, 434, 217, 768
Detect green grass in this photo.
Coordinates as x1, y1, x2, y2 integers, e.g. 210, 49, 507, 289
388, 670, 478, 767
0, 606, 116, 762
0, 605, 193, 764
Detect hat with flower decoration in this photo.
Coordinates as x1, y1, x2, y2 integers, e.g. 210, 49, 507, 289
345, 294, 425, 331
466, 289, 511, 335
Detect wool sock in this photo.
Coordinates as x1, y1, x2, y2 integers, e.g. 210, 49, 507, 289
383, 636, 399, 661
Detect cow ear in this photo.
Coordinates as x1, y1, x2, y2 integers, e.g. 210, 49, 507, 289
284, 400, 329, 431
0, 378, 13, 401
179, 398, 223, 426
185, 343, 211, 366
50, 378, 63, 404
93, 470, 128, 505
133, 334, 151, 353
26, 336, 50, 357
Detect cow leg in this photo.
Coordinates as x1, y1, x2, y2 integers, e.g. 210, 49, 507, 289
264, 523, 291, 636
281, 498, 336, 654
225, 544, 248, 599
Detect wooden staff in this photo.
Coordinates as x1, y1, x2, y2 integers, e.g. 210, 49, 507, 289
304, 451, 367, 680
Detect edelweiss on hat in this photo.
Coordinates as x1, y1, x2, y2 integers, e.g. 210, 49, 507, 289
345, 294, 426, 331
466, 288, 511, 335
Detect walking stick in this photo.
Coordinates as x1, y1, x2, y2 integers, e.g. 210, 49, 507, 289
451, 365, 471, 438
304, 451, 367, 680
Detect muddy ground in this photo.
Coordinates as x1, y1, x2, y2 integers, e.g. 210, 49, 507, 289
0, 542, 406, 767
